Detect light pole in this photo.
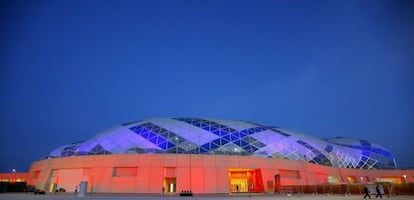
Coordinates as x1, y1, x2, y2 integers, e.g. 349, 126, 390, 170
11, 169, 16, 183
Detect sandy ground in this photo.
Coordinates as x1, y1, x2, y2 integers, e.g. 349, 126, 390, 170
0, 193, 412, 200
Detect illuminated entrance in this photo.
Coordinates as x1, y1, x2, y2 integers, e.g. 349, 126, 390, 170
163, 177, 176, 194
228, 168, 264, 193
163, 167, 176, 195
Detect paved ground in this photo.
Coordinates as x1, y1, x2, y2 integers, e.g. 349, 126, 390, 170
0, 193, 413, 200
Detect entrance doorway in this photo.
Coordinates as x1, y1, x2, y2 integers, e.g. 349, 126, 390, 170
230, 178, 247, 192
163, 177, 176, 195
274, 174, 281, 192
228, 168, 264, 193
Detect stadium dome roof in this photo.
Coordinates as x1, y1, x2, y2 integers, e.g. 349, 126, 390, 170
47, 117, 396, 169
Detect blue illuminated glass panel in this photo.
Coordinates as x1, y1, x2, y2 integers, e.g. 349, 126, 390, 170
324, 145, 333, 153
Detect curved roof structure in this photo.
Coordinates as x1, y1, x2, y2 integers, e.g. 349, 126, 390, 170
47, 117, 396, 169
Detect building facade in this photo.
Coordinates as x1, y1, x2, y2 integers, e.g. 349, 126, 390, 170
26, 154, 414, 194
22, 118, 413, 194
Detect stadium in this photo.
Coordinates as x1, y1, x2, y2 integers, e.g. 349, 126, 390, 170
17, 118, 414, 194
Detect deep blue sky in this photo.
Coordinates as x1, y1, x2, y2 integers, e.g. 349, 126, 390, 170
1, 0, 413, 172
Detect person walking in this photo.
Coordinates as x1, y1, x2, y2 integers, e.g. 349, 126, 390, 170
375, 184, 382, 199
363, 186, 371, 199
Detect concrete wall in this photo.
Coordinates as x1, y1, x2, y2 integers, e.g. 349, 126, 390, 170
25, 154, 414, 194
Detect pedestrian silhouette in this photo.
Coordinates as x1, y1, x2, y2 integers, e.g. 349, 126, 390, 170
375, 184, 382, 199
363, 186, 371, 199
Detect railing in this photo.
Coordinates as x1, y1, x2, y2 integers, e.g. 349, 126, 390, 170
276, 183, 414, 196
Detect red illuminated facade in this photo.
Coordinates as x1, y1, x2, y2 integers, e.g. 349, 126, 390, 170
24, 154, 413, 194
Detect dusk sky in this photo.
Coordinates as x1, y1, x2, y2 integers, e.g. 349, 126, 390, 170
1, 0, 413, 173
